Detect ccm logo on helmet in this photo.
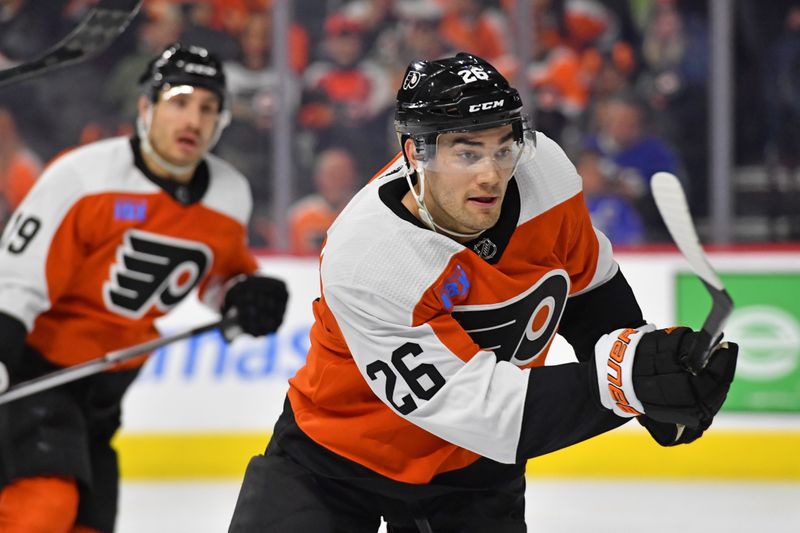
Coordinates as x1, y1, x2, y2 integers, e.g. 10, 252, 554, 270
606, 328, 643, 416
184, 63, 217, 77
468, 99, 504, 113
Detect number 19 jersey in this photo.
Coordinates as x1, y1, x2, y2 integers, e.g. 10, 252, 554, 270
0, 137, 257, 369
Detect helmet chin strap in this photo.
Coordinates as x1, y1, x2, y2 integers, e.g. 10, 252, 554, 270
403, 164, 484, 240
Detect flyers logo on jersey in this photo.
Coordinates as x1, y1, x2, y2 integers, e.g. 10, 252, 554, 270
103, 229, 213, 319
451, 270, 569, 365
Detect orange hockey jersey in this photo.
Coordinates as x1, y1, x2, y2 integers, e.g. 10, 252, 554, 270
286, 132, 634, 485
0, 137, 257, 369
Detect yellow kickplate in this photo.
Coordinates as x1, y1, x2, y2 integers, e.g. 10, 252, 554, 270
115, 430, 800, 481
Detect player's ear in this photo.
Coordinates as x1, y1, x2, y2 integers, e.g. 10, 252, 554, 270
403, 137, 420, 170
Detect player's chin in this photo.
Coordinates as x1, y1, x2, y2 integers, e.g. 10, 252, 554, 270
464, 214, 499, 233
468, 204, 501, 222
169, 148, 203, 167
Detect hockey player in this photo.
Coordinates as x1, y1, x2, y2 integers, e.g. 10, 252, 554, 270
228, 53, 737, 532
0, 43, 288, 532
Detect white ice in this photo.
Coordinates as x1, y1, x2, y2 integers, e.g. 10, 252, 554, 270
116, 478, 800, 533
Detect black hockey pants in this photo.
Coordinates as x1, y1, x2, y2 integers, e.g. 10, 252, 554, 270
228, 441, 527, 533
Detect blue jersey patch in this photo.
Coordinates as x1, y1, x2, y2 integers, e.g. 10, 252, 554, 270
114, 199, 147, 222
439, 263, 470, 311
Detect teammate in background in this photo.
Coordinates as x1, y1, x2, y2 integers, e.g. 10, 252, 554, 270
229, 53, 737, 532
0, 43, 288, 533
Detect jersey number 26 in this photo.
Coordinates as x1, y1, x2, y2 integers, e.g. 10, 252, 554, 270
366, 342, 445, 415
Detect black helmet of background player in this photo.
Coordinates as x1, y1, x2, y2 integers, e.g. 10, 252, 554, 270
394, 52, 535, 167
393, 53, 536, 236
139, 42, 228, 110
136, 42, 231, 174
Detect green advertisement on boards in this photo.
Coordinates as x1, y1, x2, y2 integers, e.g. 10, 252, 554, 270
676, 272, 800, 412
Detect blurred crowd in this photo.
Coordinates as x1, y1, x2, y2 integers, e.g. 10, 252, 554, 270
1, 0, 799, 251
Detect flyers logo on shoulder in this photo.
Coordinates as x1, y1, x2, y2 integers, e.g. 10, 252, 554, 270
103, 229, 212, 319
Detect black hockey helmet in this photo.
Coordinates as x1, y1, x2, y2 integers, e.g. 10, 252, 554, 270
139, 42, 227, 109
395, 53, 525, 143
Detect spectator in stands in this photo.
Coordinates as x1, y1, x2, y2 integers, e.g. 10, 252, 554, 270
288, 148, 358, 254
636, 0, 709, 215
583, 43, 637, 114
299, 12, 393, 175
0, 108, 41, 229
101, 2, 184, 125
577, 148, 643, 245
762, 3, 800, 239
764, 4, 800, 171
217, 12, 300, 212
526, 4, 590, 146
338, 0, 400, 58
438, 0, 516, 77
368, 1, 454, 114
583, 91, 682, 241
392, 1, 453, 67
247, 0, 309, 74
179, 2, 239, 61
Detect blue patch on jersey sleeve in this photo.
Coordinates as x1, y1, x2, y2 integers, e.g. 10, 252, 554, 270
114, 199, 148, 222
439, 263, 470, 311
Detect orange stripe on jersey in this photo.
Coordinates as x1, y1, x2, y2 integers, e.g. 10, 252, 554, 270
368, 153, 402, 184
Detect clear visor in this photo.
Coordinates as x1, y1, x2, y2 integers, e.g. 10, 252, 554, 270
416, 118, 536, 180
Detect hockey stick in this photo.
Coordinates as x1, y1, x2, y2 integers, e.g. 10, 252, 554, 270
0, 0, 143, 89
651, 172, 735, 375
0, 315, 236, 406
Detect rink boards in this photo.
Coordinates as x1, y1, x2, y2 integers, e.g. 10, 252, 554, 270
117, 249, 800, 481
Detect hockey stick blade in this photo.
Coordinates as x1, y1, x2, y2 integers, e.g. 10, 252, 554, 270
0, 315, 235, 406
651, 172, 734, 375
0, 0, 143, 89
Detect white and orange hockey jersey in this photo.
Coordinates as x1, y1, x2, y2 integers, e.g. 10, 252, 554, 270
0, 137, 257, 369
285, 132, 644, 485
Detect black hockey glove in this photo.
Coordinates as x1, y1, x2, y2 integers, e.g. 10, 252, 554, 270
593, 326, 738, 429
222, 275, 288, 339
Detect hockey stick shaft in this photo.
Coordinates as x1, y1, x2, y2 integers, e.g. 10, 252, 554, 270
0, 315, 236, 406
0, 0, 143, 88
651, 172, 735, 374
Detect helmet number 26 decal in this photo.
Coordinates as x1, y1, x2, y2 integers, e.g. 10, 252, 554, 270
366, 342, 446, 415
457, 66, 489, 84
